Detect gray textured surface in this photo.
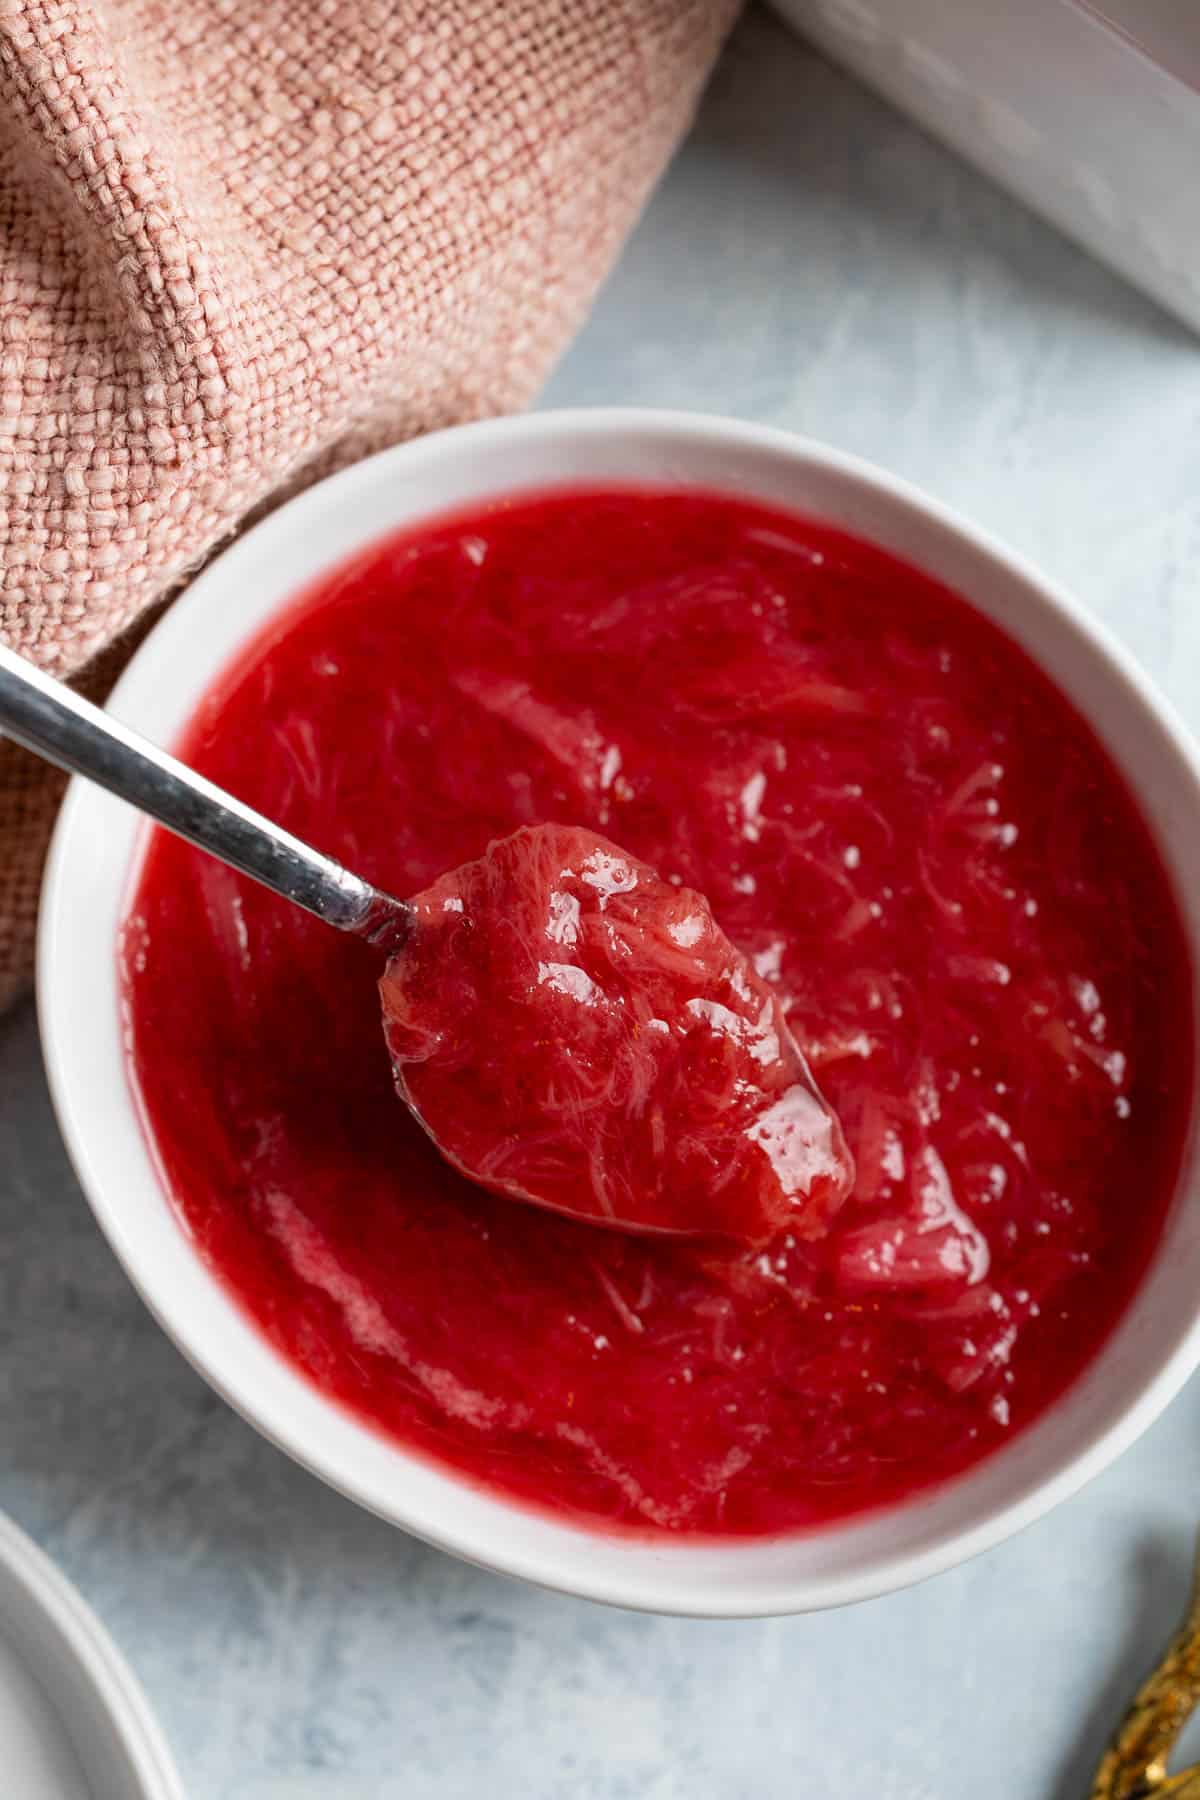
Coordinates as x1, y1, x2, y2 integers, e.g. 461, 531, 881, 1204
5, 9, 1200, 1795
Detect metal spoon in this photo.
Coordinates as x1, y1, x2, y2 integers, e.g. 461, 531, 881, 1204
0, 636, 854, 1243
0, 640, 413, 952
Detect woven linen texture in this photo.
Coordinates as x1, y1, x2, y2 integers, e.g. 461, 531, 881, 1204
0, 0, 738, 1006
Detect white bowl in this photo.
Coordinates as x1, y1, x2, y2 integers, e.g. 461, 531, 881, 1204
0, 1509, 182, 1799
38, 408, 1200, 1617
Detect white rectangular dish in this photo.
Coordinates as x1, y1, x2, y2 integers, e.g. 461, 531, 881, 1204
771, 0, 1200, 333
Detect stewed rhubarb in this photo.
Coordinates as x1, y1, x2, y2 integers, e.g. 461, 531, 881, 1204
383, 822, 852, 1241
121, 487, 1192, 1536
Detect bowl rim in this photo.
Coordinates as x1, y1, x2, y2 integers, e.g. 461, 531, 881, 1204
0, 1508, 184, 1799
37, 405, 1200, 1617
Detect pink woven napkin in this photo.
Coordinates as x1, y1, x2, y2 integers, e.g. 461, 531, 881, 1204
0, 0, 738, 1009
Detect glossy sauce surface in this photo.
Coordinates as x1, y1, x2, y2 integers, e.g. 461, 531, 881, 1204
383, 821, 853, 1242
122, 488, 1193, 1536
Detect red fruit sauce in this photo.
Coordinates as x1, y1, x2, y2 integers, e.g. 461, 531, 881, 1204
121, 487, 1193, 1537
382, 822, 853, 1242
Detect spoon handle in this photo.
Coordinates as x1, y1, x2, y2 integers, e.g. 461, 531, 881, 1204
0, 640, 409, 947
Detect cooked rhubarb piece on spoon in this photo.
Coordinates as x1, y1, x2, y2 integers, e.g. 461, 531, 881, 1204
381, 823, 853, 1242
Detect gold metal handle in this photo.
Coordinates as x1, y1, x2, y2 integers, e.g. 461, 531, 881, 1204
1093, 1538, 1200, 1798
